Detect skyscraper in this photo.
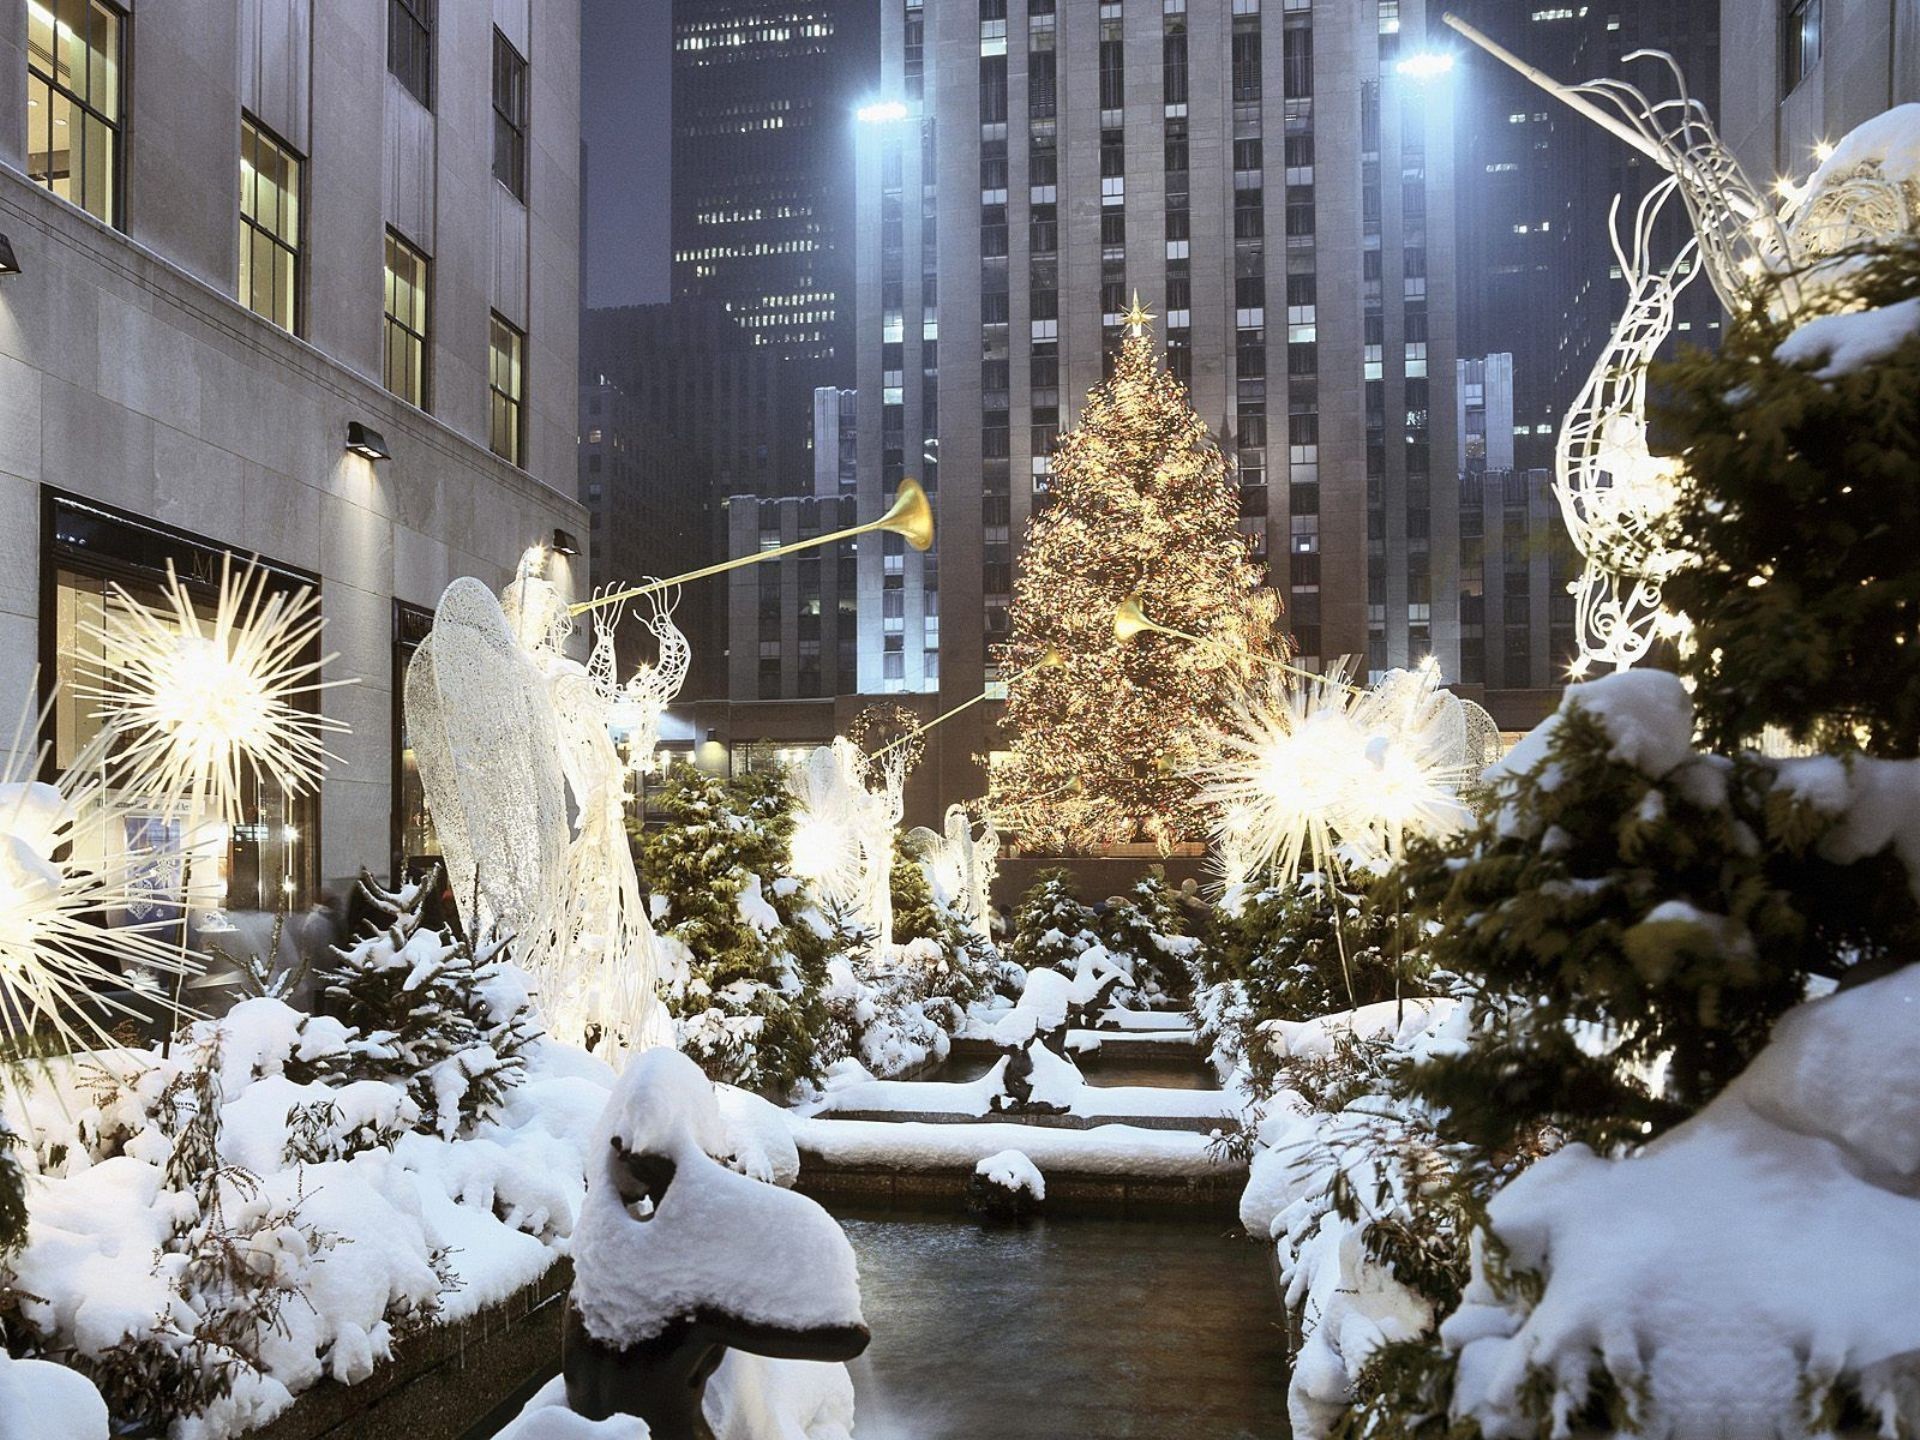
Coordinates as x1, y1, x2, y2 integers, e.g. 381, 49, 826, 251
672, 0, 880, 492
1718, 0, 1917, 183
855, 0, 1462, 818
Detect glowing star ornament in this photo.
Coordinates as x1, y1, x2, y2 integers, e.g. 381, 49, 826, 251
786, 740, 872, 914
1199, 661, 1482, 887
82, 556, 348, 826
0, 690, 196, 1069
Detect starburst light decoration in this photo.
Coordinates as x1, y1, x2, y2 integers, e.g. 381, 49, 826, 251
0, 687, 197, 1067
1199, 660, 1482, 888
82, 555, 346, 826
787, 740, 873, 915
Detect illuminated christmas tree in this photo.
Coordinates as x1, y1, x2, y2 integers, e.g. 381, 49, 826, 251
992, 302, 1284, 852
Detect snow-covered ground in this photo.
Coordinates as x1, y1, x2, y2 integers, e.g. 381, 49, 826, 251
0, 996, 861, 1440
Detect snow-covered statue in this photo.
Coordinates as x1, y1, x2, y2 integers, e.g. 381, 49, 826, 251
986, 959, 1127, 1115
564, 1049, 869, 1438
403, 577, 569, 962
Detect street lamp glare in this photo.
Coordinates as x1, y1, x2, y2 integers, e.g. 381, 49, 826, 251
1395, 51, 1455, 79
856, 99, 910, 124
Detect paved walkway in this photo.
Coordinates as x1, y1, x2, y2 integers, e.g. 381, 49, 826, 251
836, 1209, 1293, 1439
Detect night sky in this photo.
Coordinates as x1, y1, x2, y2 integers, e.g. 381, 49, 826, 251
581, 0, 673, 309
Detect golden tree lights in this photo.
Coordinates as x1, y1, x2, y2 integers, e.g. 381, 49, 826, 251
991, 309, 1286, 853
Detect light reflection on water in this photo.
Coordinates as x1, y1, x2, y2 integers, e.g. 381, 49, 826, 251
835, 1209, 1292, 1440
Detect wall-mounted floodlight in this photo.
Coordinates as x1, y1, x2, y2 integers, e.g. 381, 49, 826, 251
551, 528, 581, 556
346, 421, 391, 461
856, 99, 910, 125
0, 234, 18, 276
1394, 51, 1456, 79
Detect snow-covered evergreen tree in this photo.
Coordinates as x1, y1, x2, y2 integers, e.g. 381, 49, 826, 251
322, 870, 537, 1140
1007, 869, 1099, 974
637, 768, 833, 1095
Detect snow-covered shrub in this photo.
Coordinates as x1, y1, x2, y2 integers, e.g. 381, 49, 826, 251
1442, 962, 1920, 1440
320, 872, 537, 1140
1660, 241, 1920, 758
1191, 876, 1418, 1091
1, 993, 610, 1439
1008, 868, 1099, 972
639, 768, 834, 1096
1382, 669, 1920, 1157
1097, 871, 1199, 1004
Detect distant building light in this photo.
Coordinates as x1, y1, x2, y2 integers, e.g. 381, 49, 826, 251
856, 99, 910, 124
1395, 51, 1455, 79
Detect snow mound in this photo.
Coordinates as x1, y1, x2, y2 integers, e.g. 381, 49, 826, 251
1444, 964, 1920, 1440
1775, 296, 1920, 380
0, 1351, 110, 1440
568, 1049, 866, 1349
1260, 998, 1454, 1062
1492, 669, 1695, 784
974, 1148, 1046, 1200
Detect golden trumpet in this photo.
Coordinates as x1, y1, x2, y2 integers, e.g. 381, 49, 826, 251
1117, 594, 1368, 694
571, 477, 934, 616
1114, 593, 1204, 646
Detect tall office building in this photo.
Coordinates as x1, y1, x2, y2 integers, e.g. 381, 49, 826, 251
672, 0, 881, 493
0, 0, 584, 890
1448, 0, 1723, 478
1456, 353, 1575, 711
855, 0, 1462, 816
578, 378, 720, 690
1718, 0, 1917, 183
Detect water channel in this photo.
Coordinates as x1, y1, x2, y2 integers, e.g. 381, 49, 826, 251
835, 1208, 1292, 1439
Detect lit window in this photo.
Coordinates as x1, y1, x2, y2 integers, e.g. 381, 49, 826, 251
488, 314, 525, 464
492, 29, 528, 200
239, 117, 302, 334
389, 0, 433, 107
26, 0, 123, 225
383, 230, 431, 408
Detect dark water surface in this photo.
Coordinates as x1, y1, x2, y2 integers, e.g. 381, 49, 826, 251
836, 1209, 1293, 1440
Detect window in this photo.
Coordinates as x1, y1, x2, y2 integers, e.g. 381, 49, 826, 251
492, 29, 528, 200
383, 231, 430, 408
1784, 0, 1821, 89
239, 117, 301, 334
46, 493, 322, 909
389, 0, 433, 107
26, 0, 123, 225
488, 315, 525, 464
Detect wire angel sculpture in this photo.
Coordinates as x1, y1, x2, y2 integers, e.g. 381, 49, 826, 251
404, 577, 571, 1005
1451, 25, 1920, 677
787, 739, 873, 917
1555, 184, 1701, 674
